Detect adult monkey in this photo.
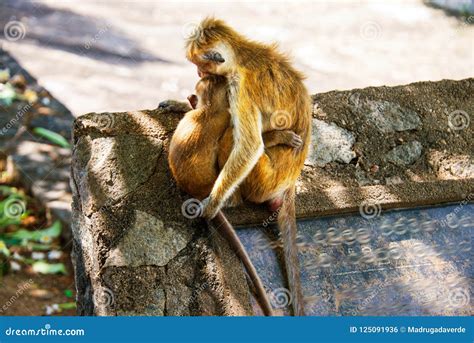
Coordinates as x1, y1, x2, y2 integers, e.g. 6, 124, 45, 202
186, 17, 312, 315
165, 75, 302, 316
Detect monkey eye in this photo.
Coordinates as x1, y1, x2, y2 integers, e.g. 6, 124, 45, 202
203, 51, 225, 63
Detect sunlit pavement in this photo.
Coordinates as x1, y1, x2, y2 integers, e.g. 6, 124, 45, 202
1, 0, 473, 116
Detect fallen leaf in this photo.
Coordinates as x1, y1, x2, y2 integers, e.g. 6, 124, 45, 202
32, 261, 66, 275
0, 68, 10, 83
21, 89, 38, 103
6, 220, 62, 243
0, 83, 17, 106
32, 127, 71, 148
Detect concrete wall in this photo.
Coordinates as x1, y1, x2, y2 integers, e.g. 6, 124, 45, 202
70, 78, 473, 315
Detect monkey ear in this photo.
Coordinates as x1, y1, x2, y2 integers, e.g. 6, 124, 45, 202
203, 51, 225, 63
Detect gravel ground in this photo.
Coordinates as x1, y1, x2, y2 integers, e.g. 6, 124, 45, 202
0, 0, 473, 116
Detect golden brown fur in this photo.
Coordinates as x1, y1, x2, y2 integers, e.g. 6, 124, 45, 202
167, 75, 302, 316
168, 76, 229, 199
186, 18, 312, 315
169, 75, 303, 201
186, 17, 311, 216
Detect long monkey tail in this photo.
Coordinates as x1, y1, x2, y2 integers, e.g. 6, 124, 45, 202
278, 184, 305, 316
210, 211, 274, 316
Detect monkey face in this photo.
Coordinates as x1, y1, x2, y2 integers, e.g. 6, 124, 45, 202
191, 76, 228, 109
190, 51, 223, 76
188, 78, 211, 109
188, 42, 233, 76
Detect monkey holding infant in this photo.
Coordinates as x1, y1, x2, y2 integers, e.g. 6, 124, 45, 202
162, 17, 312, 316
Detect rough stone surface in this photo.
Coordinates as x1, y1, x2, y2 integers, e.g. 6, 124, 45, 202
71, 78, 473, 316
73, 135, 163, 216
306, 119, 356, 167
229, 78, 473, 224
104, 210, 193, 268
71, 110, 253, 316
386, 141, 423, 166
356, 99, 422, 133
427, 150, 474, 180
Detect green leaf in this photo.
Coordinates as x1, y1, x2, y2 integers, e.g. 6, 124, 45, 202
38, 220, 62, 242
0, 215, 21, 227
32, 127, 71, 149
0, 68, 10, 83
6, 220, 61, 243
0, 186, 22, 196
58, 302, 76, 310
32, 261, 66, 274
64, 289, 73, 298
0, 235, 21, 247
0, 240, 10, 257
4, 229, 32, 240
24, 242, 53, 251
0, 83, 17, 106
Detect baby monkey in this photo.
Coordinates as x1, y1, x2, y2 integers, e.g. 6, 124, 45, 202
168, 75, 302, 200
167, 75, 302, 316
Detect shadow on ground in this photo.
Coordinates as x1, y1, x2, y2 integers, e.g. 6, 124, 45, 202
0, 0, 170, 65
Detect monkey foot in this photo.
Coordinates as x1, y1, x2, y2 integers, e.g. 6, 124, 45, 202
267, 197, 283, 212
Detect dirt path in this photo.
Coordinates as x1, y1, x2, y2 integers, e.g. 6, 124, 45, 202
0, 0, 472, 116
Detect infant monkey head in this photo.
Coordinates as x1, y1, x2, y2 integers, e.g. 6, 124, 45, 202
187, 75, 228, 110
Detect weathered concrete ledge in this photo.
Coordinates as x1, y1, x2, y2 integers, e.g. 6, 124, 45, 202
71, 78, 473, 315
71, 109, 255, 315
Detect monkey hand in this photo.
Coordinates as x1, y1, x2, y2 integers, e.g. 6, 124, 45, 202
286, 131, 303, 149
201, 196, 221, 219
157, 100, 192, 113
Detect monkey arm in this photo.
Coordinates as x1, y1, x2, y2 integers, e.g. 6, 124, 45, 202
263, 130, 303, 149
203, 102, 264, 219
